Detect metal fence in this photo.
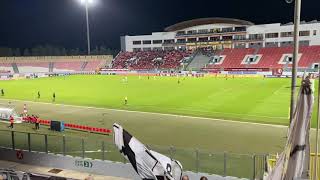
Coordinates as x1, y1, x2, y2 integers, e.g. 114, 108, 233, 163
0, 129, 267, 180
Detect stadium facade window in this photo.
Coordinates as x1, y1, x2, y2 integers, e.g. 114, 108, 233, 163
280, 32, 294, 37
198, 29, 209, 34
164, 39, 175, 44
249, 34, 263, 40
176, 39, 186, 43
234, 35, 246, 40
187, 30, 197, 34
143, 48, 152, 51
178, 46, 187, 50
221, 27, 233, 33
187, 38, 197, 43
299, 40, 310, 46
133, 41, 142, 45
152, 40, 163, 44
249, 42, 263, 48
314, 30, 317, 36
299, 31, 310, 37
198, 37, 208, 42
153, 47, 163, 51
177, 31, 185, 36
265, 33, 279, 38
280, 41, 293, 47
234, 26, 246, 32
265, 42, 279, 47
164, 47, 175, 51
210, 28, 220, 33
234, 43, 246, 48
142, 40, 152, 45
133, 48, 141, 52
209, 36, 220, 41
222, 36, 232, 40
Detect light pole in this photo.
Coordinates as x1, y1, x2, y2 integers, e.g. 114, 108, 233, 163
80, 0, 93, 55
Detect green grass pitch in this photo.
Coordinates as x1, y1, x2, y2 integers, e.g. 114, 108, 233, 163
0, 75, 316, 126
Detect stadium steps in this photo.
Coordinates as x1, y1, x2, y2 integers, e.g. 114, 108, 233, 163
245, 47, 260, 68
49, 62, 54, 72
80, 61, 88, 71
186, 52, 211, 71
180, 52, 196, 71
11, 63, 19, 73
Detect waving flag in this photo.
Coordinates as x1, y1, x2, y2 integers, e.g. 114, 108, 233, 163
113, 123, 183, 180
266, 76, 314, 180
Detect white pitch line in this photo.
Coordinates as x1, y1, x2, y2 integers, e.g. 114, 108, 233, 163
0, 98, 291, 129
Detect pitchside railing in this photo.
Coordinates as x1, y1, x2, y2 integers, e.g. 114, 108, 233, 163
0, 129, 267, 180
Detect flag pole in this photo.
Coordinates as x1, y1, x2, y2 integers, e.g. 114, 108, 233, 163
289, 0, 301, 124
314, 69, 320, 180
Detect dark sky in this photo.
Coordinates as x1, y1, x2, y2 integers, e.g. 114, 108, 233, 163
0, 0, 319, 50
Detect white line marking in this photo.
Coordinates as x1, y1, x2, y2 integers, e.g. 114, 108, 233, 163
0, 98, 290, 129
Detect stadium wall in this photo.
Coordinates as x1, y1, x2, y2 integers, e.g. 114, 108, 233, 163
0, 147, 248, 180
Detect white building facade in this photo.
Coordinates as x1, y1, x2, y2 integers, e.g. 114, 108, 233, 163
120, 18, 320, 52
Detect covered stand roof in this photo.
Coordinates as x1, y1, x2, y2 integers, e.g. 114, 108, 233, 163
164, 17, 254, 32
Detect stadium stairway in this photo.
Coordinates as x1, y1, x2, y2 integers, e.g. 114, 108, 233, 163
11, 63, 19, 73
80, 61, 88, 71
186, 52, 211, 71
49, 62, 54, 72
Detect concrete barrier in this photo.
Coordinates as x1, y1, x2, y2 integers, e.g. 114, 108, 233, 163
0, 147, 248, 180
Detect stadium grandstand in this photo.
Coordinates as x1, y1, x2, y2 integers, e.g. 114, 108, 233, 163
112, 17, 320, 71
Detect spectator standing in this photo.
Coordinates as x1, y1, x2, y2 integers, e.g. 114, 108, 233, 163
8, 116, 14, 129
35, 116, 40, 130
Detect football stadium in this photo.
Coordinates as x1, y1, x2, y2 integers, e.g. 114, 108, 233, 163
0, 0, 319, 179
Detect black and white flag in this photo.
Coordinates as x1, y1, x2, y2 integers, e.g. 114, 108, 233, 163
266, 76, 314, 180
113, 123, 183, 180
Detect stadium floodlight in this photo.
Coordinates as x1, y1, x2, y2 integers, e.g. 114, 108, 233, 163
78, 0, 94, 55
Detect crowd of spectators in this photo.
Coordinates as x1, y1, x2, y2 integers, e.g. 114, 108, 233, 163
197, 47, 215, 57
112, 50, 192, 70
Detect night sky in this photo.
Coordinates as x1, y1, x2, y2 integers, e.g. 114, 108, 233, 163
0, 0, 319, 50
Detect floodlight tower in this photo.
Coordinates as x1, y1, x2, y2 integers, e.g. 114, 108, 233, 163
80, 0, 93, 55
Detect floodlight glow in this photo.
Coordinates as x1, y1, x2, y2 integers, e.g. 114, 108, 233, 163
80, 0, 94, 5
